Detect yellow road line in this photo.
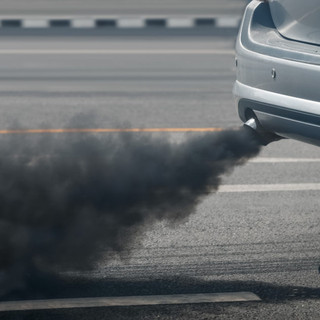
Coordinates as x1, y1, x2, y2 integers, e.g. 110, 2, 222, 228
0, 127, 223, 134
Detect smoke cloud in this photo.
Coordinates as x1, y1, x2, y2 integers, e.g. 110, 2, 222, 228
0, 126, 261, 294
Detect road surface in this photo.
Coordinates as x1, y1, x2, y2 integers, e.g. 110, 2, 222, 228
0, 0, 248, 16
0, 34, 319, 319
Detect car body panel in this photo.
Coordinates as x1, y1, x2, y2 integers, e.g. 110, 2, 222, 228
269, 0, 320, 46
233, 0, 320, 146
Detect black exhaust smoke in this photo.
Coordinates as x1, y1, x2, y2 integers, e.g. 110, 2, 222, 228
0, 126, 264, 295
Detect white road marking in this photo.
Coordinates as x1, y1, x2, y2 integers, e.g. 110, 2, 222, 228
215, 17, 241, 28
117, 18, 145, 28
71, 19, 95, 28
0, 292, 260, 311
218, 183, 320, 193
0, 49, 234, 55
22, 20, 49, 28
167, 18, 194, 28
250, 158, 320, 163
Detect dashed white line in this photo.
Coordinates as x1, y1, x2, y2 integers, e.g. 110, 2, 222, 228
0, 292, 261, 311
167, 18, 194, 28
117, 18, 145, 28
0, 16, 242, 30
71, 19, 95, 28
215, 17, 241, 28
22, 19, 49, 28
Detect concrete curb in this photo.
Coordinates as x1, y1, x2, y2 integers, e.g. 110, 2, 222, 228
0, 16, 242, 29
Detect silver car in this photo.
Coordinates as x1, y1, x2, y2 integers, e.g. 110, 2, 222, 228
234, 0, 320, 146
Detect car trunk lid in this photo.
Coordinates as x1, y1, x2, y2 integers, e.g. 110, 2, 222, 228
269, 0, 320, 46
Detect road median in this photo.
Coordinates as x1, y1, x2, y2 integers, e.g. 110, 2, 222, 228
0, 16, 241, 35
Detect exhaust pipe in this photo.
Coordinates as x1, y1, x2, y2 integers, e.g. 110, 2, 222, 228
243, 118, 282, 146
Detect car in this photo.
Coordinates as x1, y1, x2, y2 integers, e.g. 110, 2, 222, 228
233, 0, 320, 146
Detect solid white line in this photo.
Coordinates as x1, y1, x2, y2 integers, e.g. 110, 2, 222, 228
0, 49, 234, 55
249, 158, 320, 163
167, 18, 194, 28
218, 183, 320, 193
0, 292, 260, 311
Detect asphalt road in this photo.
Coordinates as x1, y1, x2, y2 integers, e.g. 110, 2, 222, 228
0, 35, 319, 319
0, 0, 248, 16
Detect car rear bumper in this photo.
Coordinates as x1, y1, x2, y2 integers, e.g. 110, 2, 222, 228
233, 0, 320, 146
